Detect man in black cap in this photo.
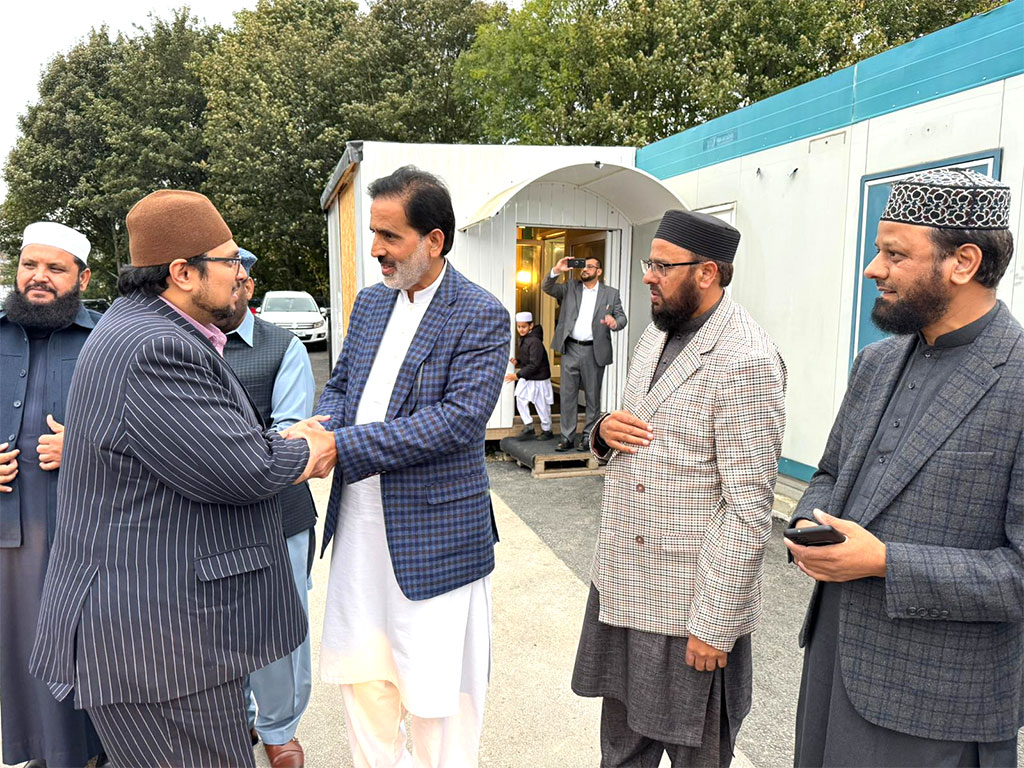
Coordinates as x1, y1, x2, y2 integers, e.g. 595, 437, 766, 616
786, 168, 1022, 767
572, 210, 787, 766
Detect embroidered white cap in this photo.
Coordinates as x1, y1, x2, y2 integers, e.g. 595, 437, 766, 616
515, 311, 533, 323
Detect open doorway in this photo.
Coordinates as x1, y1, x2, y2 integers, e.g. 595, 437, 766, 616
515, 226, 607, 398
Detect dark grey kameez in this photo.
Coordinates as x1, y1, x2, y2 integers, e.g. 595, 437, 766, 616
577, 296, 748, 767
0, 330, 103, 767
795, 305, 1017, 768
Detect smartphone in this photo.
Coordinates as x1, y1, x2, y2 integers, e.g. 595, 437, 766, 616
567, 258, 587, 268
784, 524, 846, 547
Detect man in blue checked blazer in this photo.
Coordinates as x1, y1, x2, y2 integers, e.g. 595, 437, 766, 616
285, 166, 509, 765
30, 190, 327, 768
786, 169, 1024, 767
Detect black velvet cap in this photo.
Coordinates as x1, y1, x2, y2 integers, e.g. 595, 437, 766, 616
653, 209, 740, 263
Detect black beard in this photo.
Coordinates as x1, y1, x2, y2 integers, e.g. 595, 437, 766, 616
651, 275, 701, 334
870, 267, 950, 336
4, 285, 83, 332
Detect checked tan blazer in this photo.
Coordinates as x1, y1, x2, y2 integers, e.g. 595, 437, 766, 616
592, 293, 786, 651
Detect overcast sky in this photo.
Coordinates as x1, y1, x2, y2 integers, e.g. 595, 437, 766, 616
0, 1, 256, 201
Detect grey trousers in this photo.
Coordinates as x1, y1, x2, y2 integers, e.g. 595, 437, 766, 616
87, 676, 254, 768
559, 340, 605, 442
600, 694, 734, 768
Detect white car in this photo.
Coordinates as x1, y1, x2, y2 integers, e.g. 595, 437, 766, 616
258, 290, 328, 346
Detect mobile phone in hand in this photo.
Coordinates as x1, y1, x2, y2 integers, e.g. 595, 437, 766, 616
568, 258, 587, 268
784, 524, 846, 547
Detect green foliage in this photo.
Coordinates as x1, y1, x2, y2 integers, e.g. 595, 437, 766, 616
200, 0, 499, 296
1, 0, 1008, 298
456, 0, 1009, 145
0, 11, 217, 296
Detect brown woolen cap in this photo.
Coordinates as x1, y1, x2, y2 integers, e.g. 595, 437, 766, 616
126, 189, 232, 266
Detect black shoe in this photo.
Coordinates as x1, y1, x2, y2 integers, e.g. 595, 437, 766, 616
576, 436, 590, 452
513, 426, 535, 440
535, 430, 554, 441
555, 438, 574, 452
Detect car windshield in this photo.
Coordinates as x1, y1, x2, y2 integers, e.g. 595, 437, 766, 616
264, 296, 318, 313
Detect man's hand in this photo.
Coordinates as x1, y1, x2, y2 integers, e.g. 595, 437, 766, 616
600, 314, 618, 330
553, 256, 572, 275
280, 416, 330, 439
598, 410, 653, 454
504, 372, 517, 383
37, 414, 65, 471
283, 416, 337, 482
0, 443, 19, 492
785, 509, 887, 581
509, 356, 517, 365
686, 635, 727, 671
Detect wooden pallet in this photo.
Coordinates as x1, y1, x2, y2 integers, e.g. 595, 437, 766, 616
530, 451, 605, 479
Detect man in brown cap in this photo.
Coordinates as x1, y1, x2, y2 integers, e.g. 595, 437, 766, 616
30, 190, 333, 767
572, 209, 787, 767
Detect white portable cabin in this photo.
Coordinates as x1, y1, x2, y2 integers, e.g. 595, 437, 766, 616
634, 0, 1024, 483
319, 142, 686, 435
320, 1, 1024, 481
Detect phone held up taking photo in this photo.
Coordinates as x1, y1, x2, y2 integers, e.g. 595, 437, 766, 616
567, 258, 587, 269
784, 512, 847, 547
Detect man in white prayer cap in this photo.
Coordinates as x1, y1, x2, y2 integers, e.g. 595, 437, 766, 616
504, 310, 554, 440
0, 221, 105, 767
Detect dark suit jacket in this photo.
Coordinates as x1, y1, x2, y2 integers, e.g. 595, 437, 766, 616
541, 273, 626, 367
317, 264, 510, 601
0, 304, 100, 547
791, 302, 1024, 742
30, 292, 310, 708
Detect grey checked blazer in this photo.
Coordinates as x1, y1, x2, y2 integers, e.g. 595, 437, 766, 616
541, 273, 626, 367
30, 292, 310, 708
792, 301, 1024, 742
592, 294, 786, 651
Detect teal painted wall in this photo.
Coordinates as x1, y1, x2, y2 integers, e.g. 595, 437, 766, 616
637, 0, 1024, 179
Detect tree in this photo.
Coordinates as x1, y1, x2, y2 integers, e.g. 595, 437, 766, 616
200, 0, 500, 295
455, 0, 1010, 146
0, 11, 218, 295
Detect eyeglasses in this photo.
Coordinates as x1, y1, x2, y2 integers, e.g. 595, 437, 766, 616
195, 256, 245, 272
640, 258, 702, 277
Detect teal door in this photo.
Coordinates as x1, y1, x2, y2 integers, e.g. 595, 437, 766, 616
849, 152, 1002, 367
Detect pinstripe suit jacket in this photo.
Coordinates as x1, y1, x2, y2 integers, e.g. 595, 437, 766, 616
317, 263, 509, 601
592, 294, 786, 651
792, 302, 1024, 742
29, 292, 310, 708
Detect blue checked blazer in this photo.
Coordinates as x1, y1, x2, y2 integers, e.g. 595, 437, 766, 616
792, 302, 1024, 742
316, 264, 509, 601
30, 292, 310, 708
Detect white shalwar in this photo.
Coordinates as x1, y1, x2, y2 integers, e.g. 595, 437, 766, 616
320, 264, 492, 768
514, 378, 553, 431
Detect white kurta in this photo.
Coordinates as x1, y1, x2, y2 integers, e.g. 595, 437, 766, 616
320, 264, 492, 719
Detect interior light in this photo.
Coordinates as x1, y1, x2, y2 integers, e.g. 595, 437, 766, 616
516, 269, 533, 286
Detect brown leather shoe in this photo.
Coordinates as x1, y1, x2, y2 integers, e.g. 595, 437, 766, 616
264, 738, 304, 768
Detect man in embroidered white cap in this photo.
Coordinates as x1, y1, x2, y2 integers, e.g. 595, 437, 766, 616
786, 168, 1022, 767
504, 310, 554, 440
0, 222, 105, 767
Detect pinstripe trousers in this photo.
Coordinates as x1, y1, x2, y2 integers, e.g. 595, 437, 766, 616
86, 677, 254, 768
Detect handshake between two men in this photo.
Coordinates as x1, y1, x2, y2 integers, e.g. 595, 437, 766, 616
284, 415, 338, 483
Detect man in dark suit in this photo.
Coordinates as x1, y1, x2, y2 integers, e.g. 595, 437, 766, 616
542, 254, 627, 451
785, 168, 1022, 767
30, 190, 330, 767
1, 222, 104, 768
284, 166, 509, 765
